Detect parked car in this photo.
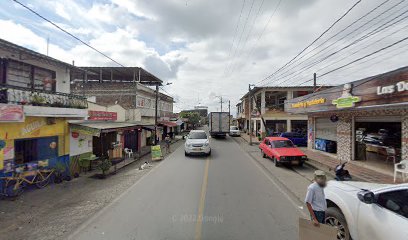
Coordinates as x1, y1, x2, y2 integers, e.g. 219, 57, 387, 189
229, 126, 241, 137
275, 132, 307, 147
325, 181, 408, 240
259, 137, 307, 167
184, 130, 211, 156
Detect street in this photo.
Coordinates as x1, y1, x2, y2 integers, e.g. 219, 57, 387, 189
69, 136, 308, 240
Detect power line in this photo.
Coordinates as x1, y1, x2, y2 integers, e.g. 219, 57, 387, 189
226, 0, 256, 74
228, 0, 266, 74
267, 0, 404, 84
223, 0, 247, 75
12, 0, 126, 67
255, 0, 362, 86
296, 34, 408, 86
262, 2, 408, 87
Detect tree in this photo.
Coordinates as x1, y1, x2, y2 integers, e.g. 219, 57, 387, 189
180, 111, 201, 129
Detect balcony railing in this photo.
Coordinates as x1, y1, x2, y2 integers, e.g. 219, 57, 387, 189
0, 84, 88, 109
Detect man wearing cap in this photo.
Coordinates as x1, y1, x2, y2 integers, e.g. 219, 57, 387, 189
305, 170, 328, 226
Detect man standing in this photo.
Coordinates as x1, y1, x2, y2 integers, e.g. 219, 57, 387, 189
164, 134, 171, 154
305, 170, 327, 226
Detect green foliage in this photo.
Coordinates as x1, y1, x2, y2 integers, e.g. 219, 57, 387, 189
180, 112, 200, 126
54, 162, 66, 173
98, 158, 112, 176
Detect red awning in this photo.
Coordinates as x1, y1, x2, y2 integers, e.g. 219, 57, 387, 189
158, 121, 178, 127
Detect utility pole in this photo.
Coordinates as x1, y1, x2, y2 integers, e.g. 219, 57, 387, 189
313, 73, 317, 92
220, 96, 223, 112
154, 84, 159, 145
228, 100, 231, 125
248, 84, 252, 145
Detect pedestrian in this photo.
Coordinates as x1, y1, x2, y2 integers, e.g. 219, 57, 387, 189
305, 170, 327, 226
164, 134, 171, 154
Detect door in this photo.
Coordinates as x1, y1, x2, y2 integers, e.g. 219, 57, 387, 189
357, 189, 408, 240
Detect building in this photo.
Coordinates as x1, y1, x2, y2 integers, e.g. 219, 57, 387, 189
237, 86, 323, 136
0, 38, 88, 176
70, 67, 174, 142
285, 66, 408, 175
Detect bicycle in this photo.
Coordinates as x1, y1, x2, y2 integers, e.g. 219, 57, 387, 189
0, 168, 55, 198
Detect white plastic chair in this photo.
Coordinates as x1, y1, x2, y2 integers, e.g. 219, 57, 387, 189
124, 148, 134, 158
385, 147, 397, 164
394, 160, 408, 183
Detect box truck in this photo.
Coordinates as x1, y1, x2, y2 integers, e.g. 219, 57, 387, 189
208, 112, 230, 138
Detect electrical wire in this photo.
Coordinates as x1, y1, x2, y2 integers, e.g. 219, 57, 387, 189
266, 0, 406, 86
262, 3, 408, 87
255, 0, 362, 86
12, 0, 126, 68
223, 0, 247, 75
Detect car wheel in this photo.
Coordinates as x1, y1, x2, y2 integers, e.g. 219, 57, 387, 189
325, 207, 351, 240
298, 162, 304, 167
185, 151, 189, 156
262, 151, 266, 158
274, 158, 281, 167
207, 150, 211, 156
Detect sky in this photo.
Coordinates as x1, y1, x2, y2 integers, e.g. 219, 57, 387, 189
1, 0, 408, 114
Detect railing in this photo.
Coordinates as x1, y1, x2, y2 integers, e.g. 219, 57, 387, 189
0, 84, 88, 109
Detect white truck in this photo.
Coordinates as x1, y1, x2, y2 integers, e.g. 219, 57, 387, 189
324, 181, 408, 240
208, 112, 230, 138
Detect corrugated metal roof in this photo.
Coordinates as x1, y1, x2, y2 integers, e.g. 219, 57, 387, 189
68, 121, 153, 130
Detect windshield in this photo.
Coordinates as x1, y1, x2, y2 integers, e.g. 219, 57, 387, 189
230, 126, 238, 130
271, 140, 295, 148
189, 132, 207, 139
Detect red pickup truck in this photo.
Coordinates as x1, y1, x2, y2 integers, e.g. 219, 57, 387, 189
259, 137, 307, 167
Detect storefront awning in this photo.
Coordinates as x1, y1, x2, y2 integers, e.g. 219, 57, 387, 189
69, 121, 149, 137
158, 121, 178, 127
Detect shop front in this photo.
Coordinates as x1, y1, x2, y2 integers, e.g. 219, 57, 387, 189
0, 115, 70, 178
285, 66, 408, 173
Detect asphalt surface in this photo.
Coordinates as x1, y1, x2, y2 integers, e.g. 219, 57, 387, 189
69, 136, 307, 240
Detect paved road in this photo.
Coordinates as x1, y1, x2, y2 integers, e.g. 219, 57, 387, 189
69, 136, 307, 240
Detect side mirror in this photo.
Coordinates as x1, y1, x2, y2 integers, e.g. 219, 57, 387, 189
357, 190, 375, 204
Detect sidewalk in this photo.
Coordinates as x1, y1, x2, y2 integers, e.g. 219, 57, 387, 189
301, 148, 396, 184
240, 132, 261, 144
239, 134, 397, 184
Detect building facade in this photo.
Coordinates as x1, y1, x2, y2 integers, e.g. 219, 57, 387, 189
0, 39, 88, 177
237, 86, 318, 136
285, 66, 408, 173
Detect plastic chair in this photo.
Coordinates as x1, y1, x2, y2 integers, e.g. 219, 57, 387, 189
394, 160, 408, 183
124, 148, 134, 158
385, 147, 397, 164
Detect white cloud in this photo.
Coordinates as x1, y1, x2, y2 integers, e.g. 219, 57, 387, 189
1, 0, 408, 114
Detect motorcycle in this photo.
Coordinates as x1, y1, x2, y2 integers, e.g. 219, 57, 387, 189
335, 162, 352, 181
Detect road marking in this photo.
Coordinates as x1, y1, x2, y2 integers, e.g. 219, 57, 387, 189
194, 156, 210, 240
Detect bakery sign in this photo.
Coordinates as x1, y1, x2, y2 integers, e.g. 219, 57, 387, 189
88, 110, 117, 121
377, 81, 408, 95
291, 98, 326, 108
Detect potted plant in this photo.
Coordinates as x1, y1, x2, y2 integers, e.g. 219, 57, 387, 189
31, 93, 46, 106
54, 162, 66, 184
97, 158, 112, 179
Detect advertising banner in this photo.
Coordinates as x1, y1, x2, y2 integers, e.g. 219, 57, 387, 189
151, 145, 163, 161
88, 110, 117, 121
0, 104, 24, 122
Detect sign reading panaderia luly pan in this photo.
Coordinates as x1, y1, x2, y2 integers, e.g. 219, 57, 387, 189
377, 81, 408, 95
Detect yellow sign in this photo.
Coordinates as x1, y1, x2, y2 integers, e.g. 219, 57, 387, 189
0, 117, 65, 140
291, 98, 326, 108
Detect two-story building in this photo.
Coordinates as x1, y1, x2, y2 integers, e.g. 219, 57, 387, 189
0, 38, 88, 175
237, 86, 319, 137
70, 67, 174, 145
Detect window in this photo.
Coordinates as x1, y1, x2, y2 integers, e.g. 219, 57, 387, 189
6, 60, 56, 91
377, 190, 408, 218
189, 132, 207, 139
271, 140, 294, 148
